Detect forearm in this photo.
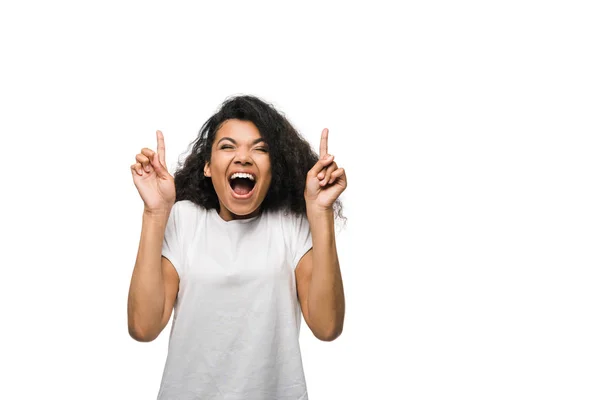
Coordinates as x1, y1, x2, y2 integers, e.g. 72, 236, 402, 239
127, 209, 170, 338
306, 206, 345, 338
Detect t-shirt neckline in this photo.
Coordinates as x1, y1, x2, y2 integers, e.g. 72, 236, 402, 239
210, 208, 261, 225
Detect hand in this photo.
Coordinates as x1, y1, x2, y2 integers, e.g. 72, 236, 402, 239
130, 130, 176, 214
304, 128, 347, 210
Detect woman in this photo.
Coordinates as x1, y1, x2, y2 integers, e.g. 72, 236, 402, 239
127, 95, 347, 400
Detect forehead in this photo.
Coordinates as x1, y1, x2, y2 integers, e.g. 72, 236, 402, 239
215, 119, 262, 141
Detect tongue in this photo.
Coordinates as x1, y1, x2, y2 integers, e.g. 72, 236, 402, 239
232, 179, 254, 195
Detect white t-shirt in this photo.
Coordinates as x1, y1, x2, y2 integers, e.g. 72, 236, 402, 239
157, 200, 313, 400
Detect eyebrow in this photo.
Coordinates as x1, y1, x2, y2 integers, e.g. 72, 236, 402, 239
217, 137, 267, 145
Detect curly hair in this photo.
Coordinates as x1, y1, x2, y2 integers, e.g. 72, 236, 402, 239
173, 95, 344, 219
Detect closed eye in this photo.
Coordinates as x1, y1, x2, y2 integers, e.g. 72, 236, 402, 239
220, 145, 234, 150
255, 147, 268, 153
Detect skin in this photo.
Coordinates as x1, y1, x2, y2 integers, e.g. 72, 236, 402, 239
128, 130, 179, 342
296, 128, 347, 341
128, 123, 346, 342
203, 119, 273, 221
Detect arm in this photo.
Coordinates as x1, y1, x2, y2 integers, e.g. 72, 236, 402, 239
297, 127, 347, 341
296, 207, 345, 341
127, 209, 180, 342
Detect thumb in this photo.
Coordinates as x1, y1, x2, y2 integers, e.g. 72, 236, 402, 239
307, 154, 334, 179
152, 152, 169, 179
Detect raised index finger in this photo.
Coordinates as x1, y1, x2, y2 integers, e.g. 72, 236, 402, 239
156, 130, 166, 166
320, 128, 329, 159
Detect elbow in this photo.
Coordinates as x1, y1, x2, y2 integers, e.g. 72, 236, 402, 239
315, 324, 343, 342
128, 322, 159, 342
308, 308, 345, 342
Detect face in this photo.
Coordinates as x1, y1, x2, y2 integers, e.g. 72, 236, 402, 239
204, 119, 272, 221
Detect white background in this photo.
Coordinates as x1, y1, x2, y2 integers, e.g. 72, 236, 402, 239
1, 1, 599, 399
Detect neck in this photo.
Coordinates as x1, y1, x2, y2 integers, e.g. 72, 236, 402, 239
218, 205, 261, 221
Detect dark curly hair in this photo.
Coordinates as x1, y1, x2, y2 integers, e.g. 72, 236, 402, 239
173, 95, 344, 219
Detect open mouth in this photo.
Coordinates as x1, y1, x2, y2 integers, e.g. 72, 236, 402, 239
229, 172, 256, 198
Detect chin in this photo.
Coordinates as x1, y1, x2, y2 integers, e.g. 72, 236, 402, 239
215, 177, 270, 220
225, 182, 267, 215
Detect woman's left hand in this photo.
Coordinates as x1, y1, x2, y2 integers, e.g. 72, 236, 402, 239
304, 128, 347, 210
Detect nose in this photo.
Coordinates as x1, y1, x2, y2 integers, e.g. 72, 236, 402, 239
233, 147, 253, 165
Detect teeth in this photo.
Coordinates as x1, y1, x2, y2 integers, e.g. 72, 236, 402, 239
230, 172, 255, 181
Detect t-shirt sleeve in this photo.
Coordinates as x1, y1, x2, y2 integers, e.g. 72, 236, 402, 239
290, 213, 313, 269
161, 202, 185, 277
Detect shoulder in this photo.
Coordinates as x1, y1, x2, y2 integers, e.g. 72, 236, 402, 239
168, 200, 210, 231
261, 208, 311, 238
172, 199, 201, 211
262, 208, 303, 225
171, 200, 208, 216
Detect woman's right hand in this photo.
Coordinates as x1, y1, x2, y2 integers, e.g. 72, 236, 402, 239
130, 130, 176, 214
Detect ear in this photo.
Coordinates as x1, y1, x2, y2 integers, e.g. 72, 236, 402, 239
204, 162, 211, 177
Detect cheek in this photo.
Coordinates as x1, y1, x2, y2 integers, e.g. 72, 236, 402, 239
262, 168, 272, 187
262, 173, 273, 192
209, 155, 228, 175
261, 158, 272, 177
